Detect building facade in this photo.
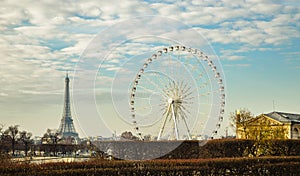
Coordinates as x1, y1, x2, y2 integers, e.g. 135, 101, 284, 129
237, 111, 300, 140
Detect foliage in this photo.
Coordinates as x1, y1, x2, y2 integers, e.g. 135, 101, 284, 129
230, 108, 254, 130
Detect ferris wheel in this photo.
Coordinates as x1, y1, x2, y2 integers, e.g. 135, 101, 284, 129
129, 45, 225, 141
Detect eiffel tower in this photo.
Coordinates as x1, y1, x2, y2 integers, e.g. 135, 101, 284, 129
58, 73, 79, 143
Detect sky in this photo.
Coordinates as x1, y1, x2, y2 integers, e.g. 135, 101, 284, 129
0, 0, 300, 138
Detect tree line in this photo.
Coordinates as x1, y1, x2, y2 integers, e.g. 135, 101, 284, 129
0, 125, 33, 157
0, 124, 87, 158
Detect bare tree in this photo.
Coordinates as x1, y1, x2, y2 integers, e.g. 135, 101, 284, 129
42, 129, 61, 144
42, 129, 61, 156
0, 124, 4, 154
4, 125, 19, 156
230, 108, 254, 139
19, 131, 33, 157
120, 131, 139, 140
0, 124, 4, 142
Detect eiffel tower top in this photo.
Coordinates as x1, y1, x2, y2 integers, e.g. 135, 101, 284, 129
58, 73, 79, 141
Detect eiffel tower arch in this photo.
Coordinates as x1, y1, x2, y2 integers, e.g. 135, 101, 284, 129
58, 73, 79, 144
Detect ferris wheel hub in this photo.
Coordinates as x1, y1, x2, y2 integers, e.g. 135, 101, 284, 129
168, 98, 174, 104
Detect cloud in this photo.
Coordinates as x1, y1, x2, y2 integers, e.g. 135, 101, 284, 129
0, 93, 8, 97
18, 89, 62, 95
224, 64, 251, 68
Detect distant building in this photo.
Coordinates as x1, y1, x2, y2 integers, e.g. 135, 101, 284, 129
237, 111, 300, 140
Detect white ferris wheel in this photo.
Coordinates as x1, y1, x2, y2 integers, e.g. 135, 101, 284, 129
129, 45, 225, 141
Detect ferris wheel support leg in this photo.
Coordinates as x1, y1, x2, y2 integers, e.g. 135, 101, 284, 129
157, 112, 169, 140
182, 116, 192, 140
171, 104, 179, 140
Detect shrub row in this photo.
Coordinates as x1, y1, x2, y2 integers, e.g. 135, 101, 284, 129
162, 139, 300, 159
92, 139, 300, 159
3, 139, 299, 159
1, 156, 300, 175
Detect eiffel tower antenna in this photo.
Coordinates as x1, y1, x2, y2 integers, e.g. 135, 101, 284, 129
58, 73, 79, 143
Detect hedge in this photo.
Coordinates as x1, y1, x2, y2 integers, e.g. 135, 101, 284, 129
159, 139, 300, 159
1, 156, 300, 175
1, 139, 300, 175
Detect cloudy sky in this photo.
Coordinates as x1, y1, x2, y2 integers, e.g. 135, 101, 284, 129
1, 0, 300, 138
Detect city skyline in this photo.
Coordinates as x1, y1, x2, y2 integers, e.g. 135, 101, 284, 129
1, 0, 300, 137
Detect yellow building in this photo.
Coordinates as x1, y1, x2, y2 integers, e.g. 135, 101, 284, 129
237, 111, 300, 140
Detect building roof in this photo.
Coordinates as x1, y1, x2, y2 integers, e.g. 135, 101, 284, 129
264, 111, 300, 124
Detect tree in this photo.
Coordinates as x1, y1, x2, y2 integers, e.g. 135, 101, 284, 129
61, 136, 76, 145
42, 129, 61, 144
0, 124, 6, 157
230, 108, 254, 139
0, 124, 3, 140
0, 124, 4, 147
42, 129, 61, 156
4, 125, 19, 156
120, 131, 139, 140
19, 131, 33, 157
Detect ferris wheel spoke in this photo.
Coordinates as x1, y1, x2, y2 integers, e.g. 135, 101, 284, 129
182, 97, 195, 105
181, 90, 194, 99
141, 76, 168, 98
198, 82, 209, 90
156, 74, 169, 92
199, 92, 211, 97
162, 104, 171, 117
177, 106, 190, 118
158, 103, 172, 140
194, 72, 205, 82
134, 102, 162, 112
136, 85, 158, 95
163, 81, 174, 97
197, 111, 208, 115
167, 52, 174, 78
187, 82, 208, 95
175, 50, 183, 77
180, 83, 190, 94
178, 80, 184, 92
134, 94, 151, 100
184, 83, 192, 92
